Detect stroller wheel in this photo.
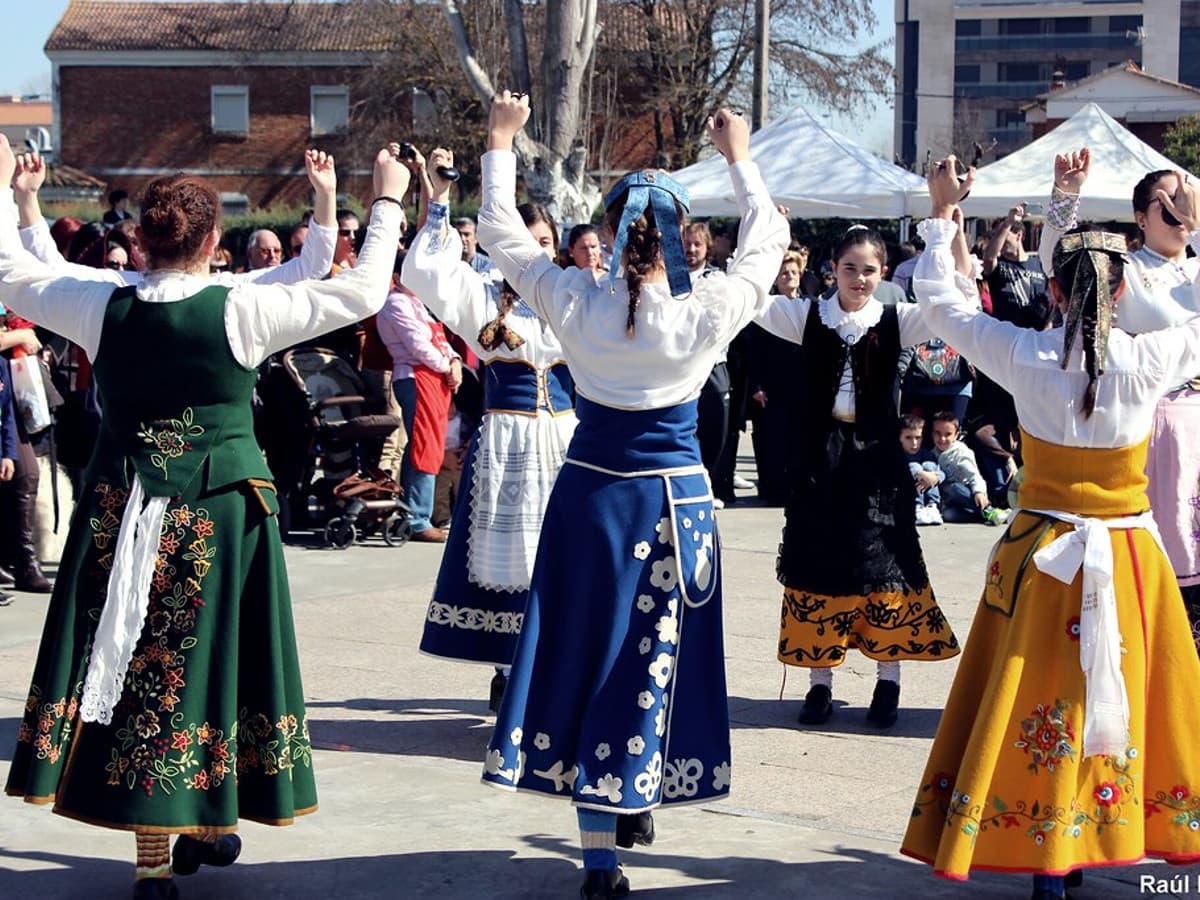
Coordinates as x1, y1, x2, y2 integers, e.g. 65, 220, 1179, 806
325, 517, 358, 550
383, 513, 413, 547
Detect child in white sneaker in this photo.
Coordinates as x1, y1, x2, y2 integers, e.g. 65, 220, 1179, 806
929, 410, 1009, 526
900, 413, 943, 525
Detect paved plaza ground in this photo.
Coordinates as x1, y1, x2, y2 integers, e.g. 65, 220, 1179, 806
0, 455, 1187, 898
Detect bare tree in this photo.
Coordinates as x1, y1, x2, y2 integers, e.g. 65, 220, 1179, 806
633, 0, 894, 167
443, 0, 601, 222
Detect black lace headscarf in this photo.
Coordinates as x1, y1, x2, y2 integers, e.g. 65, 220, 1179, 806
1051, 228, 1127, 418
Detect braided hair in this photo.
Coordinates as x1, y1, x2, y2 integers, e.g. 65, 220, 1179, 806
1051, 227, 1126, 419
603, 195, 684, 338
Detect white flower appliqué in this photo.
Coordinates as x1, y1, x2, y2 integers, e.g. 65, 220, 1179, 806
649, 557, 678, 593
639, 636, 653, 655
534, 732, 551, 750
634, 751, 663, 802
712, 761, 731, 792
649, 652, 674, 689
627, 735, 646, 756
633, 541, 651, 560
580, 772, 624, 804
655, 598, 679, 645
655, 518, 673, 545
510, 727, 523, 746
637, 690, 655, 710
636, 594, 655, 614
595, 742, 611, 761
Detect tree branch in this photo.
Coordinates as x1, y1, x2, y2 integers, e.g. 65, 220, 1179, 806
442, 0, 497, 105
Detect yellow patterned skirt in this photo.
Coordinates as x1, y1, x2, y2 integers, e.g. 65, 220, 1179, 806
901, 508, 1200, 878
778, 585, 959, 667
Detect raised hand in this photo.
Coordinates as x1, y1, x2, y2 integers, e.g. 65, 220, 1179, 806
12, 150, 45, 196
707, 109, 750, 164
928, 155, 973, 218
375, 146, 411, 201
305, 149, 337, 196
1157, 171, 1200, 233
1054, 148, 1090, 194
1007, 202, 1027, 225
427, 147, 455, 203
488, 91, 531, 151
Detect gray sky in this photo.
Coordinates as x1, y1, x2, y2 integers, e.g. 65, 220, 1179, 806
0, 0, 895, 155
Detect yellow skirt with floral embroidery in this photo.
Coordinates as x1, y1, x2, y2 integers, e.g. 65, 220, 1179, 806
900, 510, 1200, 878
777, 584, 959, 667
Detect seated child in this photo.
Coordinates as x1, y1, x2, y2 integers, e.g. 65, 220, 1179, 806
929, 410, 1010, 526
900, 413, 943, 525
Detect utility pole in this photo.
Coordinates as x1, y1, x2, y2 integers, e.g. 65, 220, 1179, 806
752, 0, 769, 129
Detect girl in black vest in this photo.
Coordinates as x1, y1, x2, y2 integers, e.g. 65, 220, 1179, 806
754, 225, 961, 727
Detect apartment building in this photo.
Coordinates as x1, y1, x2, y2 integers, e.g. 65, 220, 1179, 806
895, 0, 1200, 164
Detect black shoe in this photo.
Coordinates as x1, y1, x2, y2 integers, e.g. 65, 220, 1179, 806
797, 684, 833, 724
615, 811, 655, 848
0, 591, 12, 607
132, 879, 179, 900
488, 671, 507, 713
1064, 870, 1083, 889
171, 834, 241, 876
580, 868, 631, 899
866, 679, 900, 728
14, 565, 52, 593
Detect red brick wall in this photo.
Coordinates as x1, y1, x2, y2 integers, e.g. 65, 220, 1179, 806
59, 65, 379, 208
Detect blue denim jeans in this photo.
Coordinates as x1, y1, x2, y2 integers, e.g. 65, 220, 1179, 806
393, 376, 435, 532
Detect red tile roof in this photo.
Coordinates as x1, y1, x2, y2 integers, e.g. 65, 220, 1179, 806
47, 0, 683, 55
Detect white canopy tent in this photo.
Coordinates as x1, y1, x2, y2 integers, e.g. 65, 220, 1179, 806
912, 103, 1197, 222
672, 105, 925, 219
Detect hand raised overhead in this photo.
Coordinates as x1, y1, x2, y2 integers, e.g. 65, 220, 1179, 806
707, 109, 750, 164
305, 149, 337, 196
1053, 148, 1090, 195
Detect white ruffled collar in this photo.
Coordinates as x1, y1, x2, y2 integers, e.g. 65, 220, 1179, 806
818, 295, 883, 345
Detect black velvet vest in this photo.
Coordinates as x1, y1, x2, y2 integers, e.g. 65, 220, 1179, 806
801, 300, 900, 444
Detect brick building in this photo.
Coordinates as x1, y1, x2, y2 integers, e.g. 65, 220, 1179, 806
46, 0, 678, 211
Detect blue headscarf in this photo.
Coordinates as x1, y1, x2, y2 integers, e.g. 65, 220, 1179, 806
604, 170, 692, 298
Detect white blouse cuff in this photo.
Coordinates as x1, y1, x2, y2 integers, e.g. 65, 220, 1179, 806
917, 217, 957, 248
481, 150, 517, 206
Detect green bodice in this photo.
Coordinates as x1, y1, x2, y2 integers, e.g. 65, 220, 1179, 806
84, 284, 272, 497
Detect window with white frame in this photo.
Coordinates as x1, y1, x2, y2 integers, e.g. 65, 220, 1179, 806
211, 85, 249, 135
311, 86, 350, 136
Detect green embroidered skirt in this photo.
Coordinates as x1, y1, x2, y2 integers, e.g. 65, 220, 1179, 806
5, 478, 317, 834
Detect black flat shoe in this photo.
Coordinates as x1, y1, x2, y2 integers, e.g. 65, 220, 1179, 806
865, 679, 900, 728
132, 879, 179, 900
172, 834, 241, 876
797, 684, 833, 725
580, 867, 631, 899
615, 811, 655, 848
488, 671, 507, 713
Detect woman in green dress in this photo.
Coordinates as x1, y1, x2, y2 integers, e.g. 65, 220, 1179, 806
0, 135, 410, 899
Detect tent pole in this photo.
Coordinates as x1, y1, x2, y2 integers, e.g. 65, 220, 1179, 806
899, 216, 911, 242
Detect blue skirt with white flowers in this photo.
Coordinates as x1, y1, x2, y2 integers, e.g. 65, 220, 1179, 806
480, 397, 730, 812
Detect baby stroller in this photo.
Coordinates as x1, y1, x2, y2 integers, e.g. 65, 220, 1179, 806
259, 346, 412, 548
